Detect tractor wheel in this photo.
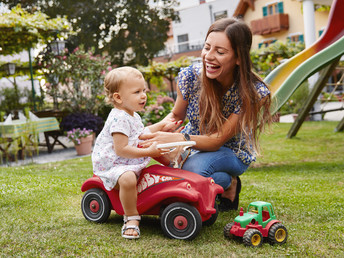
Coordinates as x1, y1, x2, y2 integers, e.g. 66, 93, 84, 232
243, 229, 263, 247
81, 188, 111, 223
223, 222, 235, 239
203, 202, 219, 226
160, 202, 202, 240
268, 223, 288, 245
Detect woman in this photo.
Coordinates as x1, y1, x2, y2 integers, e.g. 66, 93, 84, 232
140, 18, 272, 211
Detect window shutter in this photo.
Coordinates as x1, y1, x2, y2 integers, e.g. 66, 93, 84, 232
299, 34, 304, 43
258, 43, 263, 48
263, 6, 268, 16
277, 2, 284, 13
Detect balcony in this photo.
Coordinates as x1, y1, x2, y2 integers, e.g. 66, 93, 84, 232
251, 13, 289, 35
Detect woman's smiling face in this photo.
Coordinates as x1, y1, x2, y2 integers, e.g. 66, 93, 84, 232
201, 31, 239, 87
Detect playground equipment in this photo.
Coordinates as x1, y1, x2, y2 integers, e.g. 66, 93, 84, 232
81, 141, 223, 240
266, 0, 344, 137
224, 201, 288, 247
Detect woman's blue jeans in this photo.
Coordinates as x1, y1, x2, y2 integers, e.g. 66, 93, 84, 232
182, 147, 249, 190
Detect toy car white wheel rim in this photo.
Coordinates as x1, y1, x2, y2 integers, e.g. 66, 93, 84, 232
81, 189, 111, 223
174, 215, 188, 230
160, 202, 202, 240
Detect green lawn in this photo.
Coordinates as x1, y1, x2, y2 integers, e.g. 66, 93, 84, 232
1, 121, 343, 257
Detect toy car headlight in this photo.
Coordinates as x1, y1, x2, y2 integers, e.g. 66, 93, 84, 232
186, 183, 192, 190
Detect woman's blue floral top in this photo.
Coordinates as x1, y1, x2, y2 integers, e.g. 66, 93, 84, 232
178, 63, 270, 165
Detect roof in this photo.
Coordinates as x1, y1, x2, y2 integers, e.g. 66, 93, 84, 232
233, 0, 255, 17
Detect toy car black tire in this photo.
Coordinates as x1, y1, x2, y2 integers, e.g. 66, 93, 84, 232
268, 223, 288, 245
160, 202, 202, 240
223, 222, 235, 239
243, 228, 263, 247
81, 188, 111, 223
203, 202, 219, 226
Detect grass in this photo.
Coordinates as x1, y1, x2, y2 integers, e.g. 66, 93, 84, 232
1, 121, 343, 257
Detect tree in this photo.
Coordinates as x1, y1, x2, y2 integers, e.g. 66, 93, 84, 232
0, 4, 72, 111
0, 4, 72, 55
6, 0, 179, 66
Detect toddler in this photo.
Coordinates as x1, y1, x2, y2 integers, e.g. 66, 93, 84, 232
92, 67, 179, 239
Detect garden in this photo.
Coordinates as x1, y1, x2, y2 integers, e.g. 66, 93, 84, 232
1, 3, 343, 256
1, 121, 343, 256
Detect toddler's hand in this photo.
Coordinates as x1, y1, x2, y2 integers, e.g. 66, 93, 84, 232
148, 142, 171, 158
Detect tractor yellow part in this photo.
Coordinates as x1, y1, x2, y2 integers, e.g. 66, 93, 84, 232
252, 233, 262, 246
275, 228, 287, 242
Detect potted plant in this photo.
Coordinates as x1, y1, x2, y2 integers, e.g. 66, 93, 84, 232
66, 128, 94, 156
60, 113, 103, 135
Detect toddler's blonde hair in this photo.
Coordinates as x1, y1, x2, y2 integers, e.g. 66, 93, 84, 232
104, 66, 143, 105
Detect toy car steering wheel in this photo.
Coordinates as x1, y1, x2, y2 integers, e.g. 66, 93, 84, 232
157, 141, 196, 152
157, 141, 196, 168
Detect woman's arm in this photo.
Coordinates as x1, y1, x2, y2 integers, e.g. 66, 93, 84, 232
140, 113, 240, 152
188, 113, 240, 151
146, 87, 188, 133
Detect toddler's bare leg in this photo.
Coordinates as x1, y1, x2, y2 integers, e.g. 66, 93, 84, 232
118, 171, 140, 237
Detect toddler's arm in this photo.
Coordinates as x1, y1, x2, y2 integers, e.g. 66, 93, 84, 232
113, 132, 167, 159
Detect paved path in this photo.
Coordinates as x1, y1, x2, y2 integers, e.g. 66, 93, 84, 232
1, 136, 90, 167
280, 101, 344, 122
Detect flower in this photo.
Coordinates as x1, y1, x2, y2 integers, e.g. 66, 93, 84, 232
66, 128, 93, 145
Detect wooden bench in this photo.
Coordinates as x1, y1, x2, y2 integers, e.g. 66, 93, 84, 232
34, 110, 70, 153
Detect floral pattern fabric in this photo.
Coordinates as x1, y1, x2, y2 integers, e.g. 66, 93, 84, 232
178, 63, 270, 165
92, 108, 150, 190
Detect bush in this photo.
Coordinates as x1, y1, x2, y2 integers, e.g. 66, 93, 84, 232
60, 113, 103, 134
139, 91, 174, 125
38, 46, 112, 114
279, 82, 309, 115
0, 87, 31, 115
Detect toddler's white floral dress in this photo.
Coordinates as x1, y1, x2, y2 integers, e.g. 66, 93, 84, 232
92, 108, 150, 191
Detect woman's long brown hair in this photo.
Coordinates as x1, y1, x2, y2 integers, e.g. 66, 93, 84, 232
199, 18, 272, 154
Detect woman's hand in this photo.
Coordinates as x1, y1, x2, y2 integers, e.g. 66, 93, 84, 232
139, 131, 184, 148
161, 118, 183, 132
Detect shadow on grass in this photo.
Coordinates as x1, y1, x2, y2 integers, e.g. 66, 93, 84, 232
105, 213, 163, 237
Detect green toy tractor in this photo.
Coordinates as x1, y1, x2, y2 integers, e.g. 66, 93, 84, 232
224, 201, 288, 247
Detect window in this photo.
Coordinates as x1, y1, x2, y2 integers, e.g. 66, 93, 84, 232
287, 33, 304, 43
177, 34, 189, 52
263, 1, 284, 16
214, 10, 228, 21
319, 28, 325, 37
174, 11, 181, 23
258, 38, 277, 48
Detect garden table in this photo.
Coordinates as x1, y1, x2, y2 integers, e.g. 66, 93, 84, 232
0, 117, 61, 160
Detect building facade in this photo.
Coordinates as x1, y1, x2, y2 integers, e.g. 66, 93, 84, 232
155, 0, 240, 62
234, 0, 331, 49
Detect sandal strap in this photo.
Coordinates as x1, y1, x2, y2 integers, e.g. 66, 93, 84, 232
121, 224, 141, 239
123, 215, 141, 223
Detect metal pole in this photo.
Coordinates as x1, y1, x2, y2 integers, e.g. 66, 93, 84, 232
28, 47, 36, 111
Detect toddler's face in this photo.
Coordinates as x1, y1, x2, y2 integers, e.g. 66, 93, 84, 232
117, 76, 147, 115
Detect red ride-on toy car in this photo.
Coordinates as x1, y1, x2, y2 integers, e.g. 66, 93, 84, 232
81, 142, 223, 240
